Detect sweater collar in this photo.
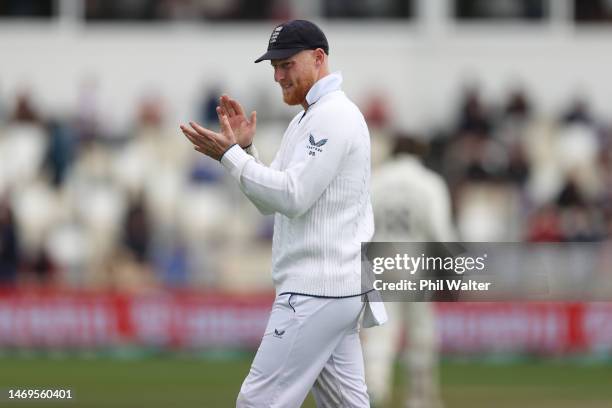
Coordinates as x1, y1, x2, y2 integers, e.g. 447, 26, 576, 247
305, 71, 343, 107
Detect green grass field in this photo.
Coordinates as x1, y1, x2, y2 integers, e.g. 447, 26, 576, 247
0, 353, 611, 407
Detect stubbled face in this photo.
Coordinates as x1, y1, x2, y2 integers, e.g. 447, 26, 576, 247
271, 50, 318, 107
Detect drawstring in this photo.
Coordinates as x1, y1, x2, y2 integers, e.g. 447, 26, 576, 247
288, 294, 296, 312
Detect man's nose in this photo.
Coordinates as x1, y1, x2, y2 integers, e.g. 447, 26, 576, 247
274, 67, 283, 83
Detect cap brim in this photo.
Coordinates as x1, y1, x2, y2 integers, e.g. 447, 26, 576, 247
254, 48, 305, 63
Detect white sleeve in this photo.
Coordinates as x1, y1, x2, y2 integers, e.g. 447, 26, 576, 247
234, 144, 283, 216
220, 123, 352, 218
244, 144, 261, 162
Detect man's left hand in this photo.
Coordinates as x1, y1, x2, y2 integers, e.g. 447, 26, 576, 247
180, 111, 237, 161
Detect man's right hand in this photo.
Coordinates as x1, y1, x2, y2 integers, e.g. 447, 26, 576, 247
217, 95, 257, 148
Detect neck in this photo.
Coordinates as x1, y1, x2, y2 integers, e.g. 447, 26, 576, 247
301, 67, 331, 110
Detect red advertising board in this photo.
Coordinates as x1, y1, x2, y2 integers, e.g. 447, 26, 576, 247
0, 290, 271, 349
0, 290, 611, 354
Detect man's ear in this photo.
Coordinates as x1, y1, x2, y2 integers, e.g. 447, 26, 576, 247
314, 48, 325, 66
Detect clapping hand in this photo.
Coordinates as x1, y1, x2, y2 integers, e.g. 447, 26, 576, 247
180, 109, 237, 161
217, 95, 257, 148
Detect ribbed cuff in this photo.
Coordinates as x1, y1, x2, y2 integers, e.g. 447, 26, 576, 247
220, 144, 254, 181
219, 143, 238, 161
244, 144, 259, 160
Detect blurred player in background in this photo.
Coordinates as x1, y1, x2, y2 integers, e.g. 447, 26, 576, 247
181, 19, 386, 407
363, 136, 455, 408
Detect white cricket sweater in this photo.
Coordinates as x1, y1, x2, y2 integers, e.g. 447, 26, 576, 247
371, 155, 455, 242
221, 72, 374, 297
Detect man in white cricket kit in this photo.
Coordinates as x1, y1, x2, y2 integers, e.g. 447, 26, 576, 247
363, 137, 454, 408
181, 20, 386, 407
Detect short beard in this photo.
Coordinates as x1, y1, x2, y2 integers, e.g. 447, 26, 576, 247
283, 76, 316, 106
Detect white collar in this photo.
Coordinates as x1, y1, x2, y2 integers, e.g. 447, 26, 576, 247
305, 71, 343, 107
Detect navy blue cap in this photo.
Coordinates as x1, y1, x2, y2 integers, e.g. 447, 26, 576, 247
254, 20, 329, 63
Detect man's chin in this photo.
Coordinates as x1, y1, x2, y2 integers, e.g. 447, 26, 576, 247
282, 94, 301, 106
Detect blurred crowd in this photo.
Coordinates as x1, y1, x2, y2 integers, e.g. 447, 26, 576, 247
0, 83, 611, 291
430, 87, 612, 244
361, 84, 611, 245
0, 85, 276, 291
4, 1, 612, 23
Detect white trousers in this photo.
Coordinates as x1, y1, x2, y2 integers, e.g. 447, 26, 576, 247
236, 294, 370, 408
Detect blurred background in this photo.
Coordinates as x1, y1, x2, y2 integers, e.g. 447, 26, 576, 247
0, 0, 611, 407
